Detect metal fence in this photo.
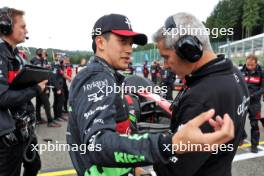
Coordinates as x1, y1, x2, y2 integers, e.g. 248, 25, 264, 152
218, 33, 264, 65
132, 48, 162, 65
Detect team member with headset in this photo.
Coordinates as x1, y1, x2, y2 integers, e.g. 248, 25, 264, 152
152, 12, 249, 176
0, 7, 46, 176
67, 13, 236, 176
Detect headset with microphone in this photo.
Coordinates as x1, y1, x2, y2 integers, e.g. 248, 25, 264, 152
164, 16, 203, 63
0, 7, 13, 36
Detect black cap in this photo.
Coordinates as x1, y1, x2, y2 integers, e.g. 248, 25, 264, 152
92, 14, 147, 45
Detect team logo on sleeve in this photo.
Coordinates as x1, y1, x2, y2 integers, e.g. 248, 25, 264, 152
87, 93, 104, 102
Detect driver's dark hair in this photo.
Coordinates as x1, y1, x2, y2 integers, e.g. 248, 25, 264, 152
92, 32, 111, 53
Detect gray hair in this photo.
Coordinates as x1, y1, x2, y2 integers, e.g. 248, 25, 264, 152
153, 12, 212, 52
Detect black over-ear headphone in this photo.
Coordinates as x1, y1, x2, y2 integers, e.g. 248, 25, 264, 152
164, 16, 203, 63
0, 7, 13, 36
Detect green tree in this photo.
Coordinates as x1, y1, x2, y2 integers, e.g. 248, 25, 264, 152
229, 0, 244, 40
205, 0, 232, 42
133, 43, 155, 52
258, 0, 264, 33
242, 0, 261, 37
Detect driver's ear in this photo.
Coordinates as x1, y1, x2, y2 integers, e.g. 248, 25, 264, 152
95, 36, 107, 51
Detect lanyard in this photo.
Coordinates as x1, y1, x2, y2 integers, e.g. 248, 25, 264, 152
169, 86, 188, 111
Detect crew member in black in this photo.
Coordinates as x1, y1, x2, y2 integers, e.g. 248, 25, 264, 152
143, 60, 149, 78
240, 54, 264, 153
151, 61, 158, 84
62, 55, 72, 115
31, 48, 60, 127
0, 7, 46, 176
152, 12, 249, 176
50, 53, 65, 122
160, 67, 175, 100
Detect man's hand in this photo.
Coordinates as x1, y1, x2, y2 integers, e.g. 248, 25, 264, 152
135, 167, 150, 176
57, 90, 62, 95
172, 109, 234, 154
38, 80, 48, 92
45, 89, 50, 94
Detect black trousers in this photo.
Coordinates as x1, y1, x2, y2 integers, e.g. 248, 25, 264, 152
36, 91, 53, 123
165, 85, 173, 100
248, 103, 264, 146
53, 89, 64, 119
63, 80, 69, 112
22, 137, 41, 176
0, 137, 25, 176
151, 74, 157, 84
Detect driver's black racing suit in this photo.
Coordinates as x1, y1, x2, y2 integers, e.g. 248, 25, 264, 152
67, 56, 173, 176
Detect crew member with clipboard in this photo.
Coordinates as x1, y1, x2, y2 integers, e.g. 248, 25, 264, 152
0, 7, 47, 176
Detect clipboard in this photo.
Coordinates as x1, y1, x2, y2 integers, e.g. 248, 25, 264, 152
10, 64, 53, 88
